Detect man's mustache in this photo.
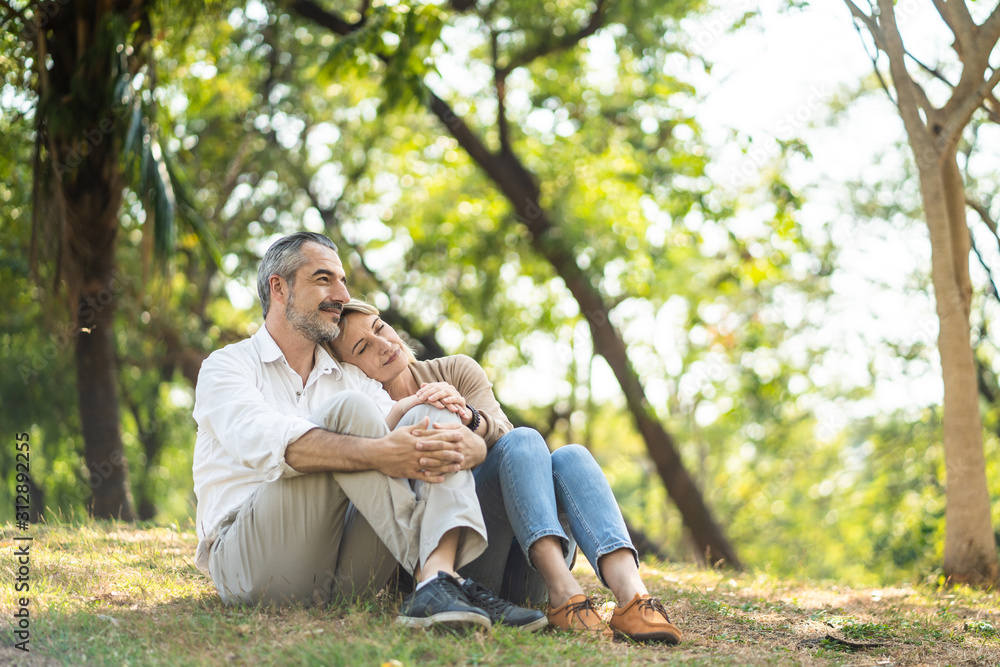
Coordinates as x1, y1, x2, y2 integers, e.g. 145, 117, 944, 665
318, 302, 343, 313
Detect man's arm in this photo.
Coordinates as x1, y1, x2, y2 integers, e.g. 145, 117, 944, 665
284, 417, 465, 482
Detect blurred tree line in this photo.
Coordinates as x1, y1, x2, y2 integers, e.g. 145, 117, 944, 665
0, 0, 997, 585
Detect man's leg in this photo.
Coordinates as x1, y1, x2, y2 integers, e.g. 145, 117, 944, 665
209, 469, 395, 606
326, 400, 488, 576
208, 391, 398, 606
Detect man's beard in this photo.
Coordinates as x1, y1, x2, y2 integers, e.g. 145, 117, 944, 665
286, 288, 341, 344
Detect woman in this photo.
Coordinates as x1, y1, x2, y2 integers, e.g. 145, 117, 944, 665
326, 299, 682, 644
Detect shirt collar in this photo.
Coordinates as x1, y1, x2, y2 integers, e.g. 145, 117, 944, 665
313, 342, 340, 378
254, 322, 343, 379
254, 323, 285, 364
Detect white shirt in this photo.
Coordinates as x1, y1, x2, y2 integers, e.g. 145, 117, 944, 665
191, 323, 393, 573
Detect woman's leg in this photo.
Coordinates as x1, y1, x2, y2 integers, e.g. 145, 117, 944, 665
462, 428, 580, 604
550, 444, 645, 604
457, 444, 518, 594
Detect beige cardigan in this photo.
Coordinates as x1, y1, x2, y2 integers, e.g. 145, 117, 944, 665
409, 355, 513, 447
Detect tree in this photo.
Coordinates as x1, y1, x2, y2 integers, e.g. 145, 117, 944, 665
290, 0, 744, 568
844, 0, 1000, 585
18, 0, 192, 519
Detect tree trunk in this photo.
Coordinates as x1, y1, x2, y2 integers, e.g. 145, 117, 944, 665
292, 0, 740, 567
76, 288, 135, 520
918, 151, 999, 585
427, 95, 741, 568
67, 165, 135, 520
38, 0, 139, 521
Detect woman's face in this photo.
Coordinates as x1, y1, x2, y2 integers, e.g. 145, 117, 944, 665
331, 312, 409, 384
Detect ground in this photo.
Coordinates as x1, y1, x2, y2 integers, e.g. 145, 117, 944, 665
1, 521, 998, 666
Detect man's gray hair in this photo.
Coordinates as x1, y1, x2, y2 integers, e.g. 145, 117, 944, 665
257, 232, 339, 318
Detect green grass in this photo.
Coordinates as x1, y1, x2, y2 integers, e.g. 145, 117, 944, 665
2, 520, 1000, 666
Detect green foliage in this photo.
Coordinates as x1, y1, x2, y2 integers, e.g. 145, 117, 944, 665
840, 622, 894, 641
3, 0, 995, 588
966, 620, 997, 638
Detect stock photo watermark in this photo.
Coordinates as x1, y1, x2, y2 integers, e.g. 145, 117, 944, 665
17, 269, 135, 384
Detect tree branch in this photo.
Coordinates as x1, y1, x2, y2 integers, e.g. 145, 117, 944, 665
967, 196, 999, 243
968, 229, 1000, 301
940, 66, 1000, 149
843, 0, 886, 50
293, 0, 742, 568
447, 0, 476, 12
290, 0, 360, 36
930, 0, 974, 54
496, 0, 607, 79
875, 0, 932, 139
978, 3, 1000, 53
491, 29, 511, 153
849, 12, 895, 104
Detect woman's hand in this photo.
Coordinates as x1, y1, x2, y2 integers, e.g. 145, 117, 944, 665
414, 382, 470, 423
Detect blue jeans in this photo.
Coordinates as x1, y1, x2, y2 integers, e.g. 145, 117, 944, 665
457, 427, 637, 605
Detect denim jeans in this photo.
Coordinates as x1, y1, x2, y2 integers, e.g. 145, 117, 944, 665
458, 427, 637, 605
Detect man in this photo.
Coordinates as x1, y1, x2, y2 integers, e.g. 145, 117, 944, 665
192, 231, 543, 630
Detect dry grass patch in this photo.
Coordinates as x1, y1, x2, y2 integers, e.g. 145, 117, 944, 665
1, 520, 998, 666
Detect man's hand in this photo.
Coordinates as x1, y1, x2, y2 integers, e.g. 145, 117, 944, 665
374, 417, 464, 482
413, 421, 487, 471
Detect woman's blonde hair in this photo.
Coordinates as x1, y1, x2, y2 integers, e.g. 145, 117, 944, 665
327, 298, 418, 363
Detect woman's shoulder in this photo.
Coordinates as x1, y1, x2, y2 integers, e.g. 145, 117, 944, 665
413, 355, 485, 382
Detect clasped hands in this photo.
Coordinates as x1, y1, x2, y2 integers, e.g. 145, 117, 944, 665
384, 383, 486, 483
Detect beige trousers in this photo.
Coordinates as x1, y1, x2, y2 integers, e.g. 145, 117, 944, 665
207, 390, 487, 606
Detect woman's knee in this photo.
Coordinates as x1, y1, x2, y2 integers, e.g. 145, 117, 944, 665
494, 427, 550, 459
551, 443, 600, 473
397, 403, 460, 427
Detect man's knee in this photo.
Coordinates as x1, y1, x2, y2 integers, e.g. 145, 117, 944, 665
311, 390, 388, 437
397, 403, 460, 427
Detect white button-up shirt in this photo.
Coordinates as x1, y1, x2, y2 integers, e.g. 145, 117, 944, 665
191, 323, 393, 573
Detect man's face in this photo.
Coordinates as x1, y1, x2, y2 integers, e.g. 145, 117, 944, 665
282, 242, 350, 344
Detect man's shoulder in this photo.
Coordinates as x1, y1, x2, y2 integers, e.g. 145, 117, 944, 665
204, 335, 259, 365
197, 335, 265, 385
337, 360, 384, 388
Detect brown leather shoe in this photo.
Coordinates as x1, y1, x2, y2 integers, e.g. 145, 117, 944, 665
609, 593, 682, 644
546, 594, 607, 634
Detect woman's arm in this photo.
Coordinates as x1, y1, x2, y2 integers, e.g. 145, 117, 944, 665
414, 381, 490, 439
384, 395, 424, 429
433, 356, 514, 447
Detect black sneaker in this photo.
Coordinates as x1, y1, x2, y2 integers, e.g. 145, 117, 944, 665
461, 578, 548, 632
396, 571, 492, 630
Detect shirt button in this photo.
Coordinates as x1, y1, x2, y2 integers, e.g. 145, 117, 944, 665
296, 391, 301, 397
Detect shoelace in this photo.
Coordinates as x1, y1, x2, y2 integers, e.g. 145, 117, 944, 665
462, 580, 507, 615
427, 572, 466, 600
637, 596, 672, 622
564, 596, 600, 624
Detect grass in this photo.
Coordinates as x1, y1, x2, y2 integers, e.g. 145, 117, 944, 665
2, 520, 999, 666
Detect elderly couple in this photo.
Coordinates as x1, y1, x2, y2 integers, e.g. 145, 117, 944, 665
192, 231, 682, 643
